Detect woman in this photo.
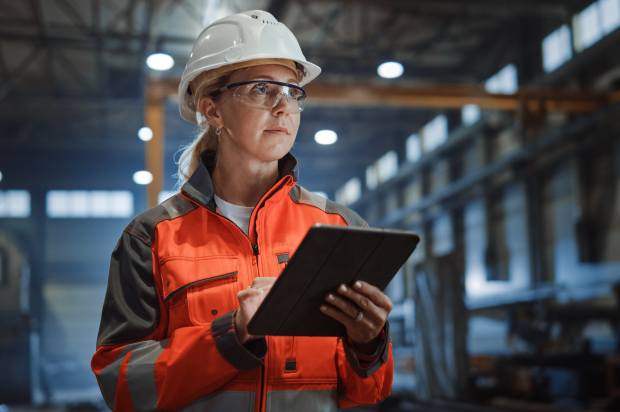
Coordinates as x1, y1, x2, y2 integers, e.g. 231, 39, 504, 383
92, 10, 393, 412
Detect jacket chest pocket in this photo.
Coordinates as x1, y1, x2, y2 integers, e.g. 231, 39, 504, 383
160, 255, 240, 325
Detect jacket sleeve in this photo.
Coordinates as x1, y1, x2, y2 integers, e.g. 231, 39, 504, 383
91, 229, 266, 412
336, 323, 393, 407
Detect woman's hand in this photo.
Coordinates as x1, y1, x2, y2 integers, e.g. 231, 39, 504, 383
234, 277, 277, 344
320, 281, 393, 354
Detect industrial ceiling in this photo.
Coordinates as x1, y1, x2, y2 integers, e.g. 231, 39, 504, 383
0, 0, 605, 196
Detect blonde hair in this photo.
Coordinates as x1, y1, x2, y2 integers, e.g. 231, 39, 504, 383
175, 71, 234, 187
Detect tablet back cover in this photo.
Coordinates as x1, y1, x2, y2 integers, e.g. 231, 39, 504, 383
247, 224, 419, 337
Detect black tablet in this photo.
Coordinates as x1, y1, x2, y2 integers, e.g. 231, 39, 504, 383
247, 224, 420, 337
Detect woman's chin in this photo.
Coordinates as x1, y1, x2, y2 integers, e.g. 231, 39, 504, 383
255, 138, 294, 160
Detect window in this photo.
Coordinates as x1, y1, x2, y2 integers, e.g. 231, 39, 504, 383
366, 165, 378, 190
462, 104, 481, 126
158, 191, 177, 204
46, 191, 133, 218
485, 64, 518, 95
600, 0, 620, 34
377, 151, 398, 183
574, 2, 603, 51
406, 134, 422, 163
366, 151, 399, 190
422, 115, 448, 152
0, 190, 31, 218
432, 214, 454, 256
312, 191, 329, 199
336, 178, 361, 207
542, 25, 573, 72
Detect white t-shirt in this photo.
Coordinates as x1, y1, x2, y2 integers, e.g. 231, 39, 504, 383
213, 194, 254, 236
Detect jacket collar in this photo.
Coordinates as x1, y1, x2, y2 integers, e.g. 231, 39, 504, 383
181, 150, 299, 210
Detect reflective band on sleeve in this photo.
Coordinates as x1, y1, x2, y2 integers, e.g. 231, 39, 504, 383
97, 341, 155, 411
126, 339, 170, 412
177, 391, 255, 412
266, 389, 338, 412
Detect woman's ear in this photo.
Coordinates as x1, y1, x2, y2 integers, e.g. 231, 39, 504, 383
200, 96, 222, 128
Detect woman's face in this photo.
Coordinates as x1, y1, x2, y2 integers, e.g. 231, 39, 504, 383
203, 64, 301, 163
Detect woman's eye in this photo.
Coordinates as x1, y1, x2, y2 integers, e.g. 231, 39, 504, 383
288, 90, 296, 98
253, 84, 268, 94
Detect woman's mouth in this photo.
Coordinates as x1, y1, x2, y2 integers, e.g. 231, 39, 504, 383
265, 127, 289, 134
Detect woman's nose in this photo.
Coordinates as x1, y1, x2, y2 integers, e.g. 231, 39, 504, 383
271, 92, 292, 115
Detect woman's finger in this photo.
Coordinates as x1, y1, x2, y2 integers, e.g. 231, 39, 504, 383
335, 284, 383, 320
351, 281, 393, 312
325, 293, 362, 320
319, 304, 354, 328
250, 276, 277, 291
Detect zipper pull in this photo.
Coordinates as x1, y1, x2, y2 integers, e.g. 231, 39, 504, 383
252, 244, 260, 256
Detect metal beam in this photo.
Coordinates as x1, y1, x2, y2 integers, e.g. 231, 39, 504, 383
303, 83, 611, 112
268, 0, 289, 21
52, 0, 92, 35
0, 44, 44, 102
149, 77, 613, 113
303, 0, 576, 17
144, 79, 166, 209
0, 29, 195, 49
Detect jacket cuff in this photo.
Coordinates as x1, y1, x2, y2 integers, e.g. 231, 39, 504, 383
211, 310, 267, 371
343, 321, 390, 378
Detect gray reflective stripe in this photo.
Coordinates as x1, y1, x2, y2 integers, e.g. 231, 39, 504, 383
98, 341, 155, 411
266, 389, 338, 412
126, 339, 170, 412
177, 391, 255, 412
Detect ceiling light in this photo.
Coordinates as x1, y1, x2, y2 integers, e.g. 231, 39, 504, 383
138, 127, 153, 141
377, 61, 404, 79
146, 53, 174, 71
314, 130, 337, 145
133, 171, 153, 185
0, 171, 3, 182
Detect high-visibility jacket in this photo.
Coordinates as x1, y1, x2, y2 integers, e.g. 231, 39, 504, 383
91, 151, 393, 412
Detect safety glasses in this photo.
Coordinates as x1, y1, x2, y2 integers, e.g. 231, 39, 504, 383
210, 80, 306, 113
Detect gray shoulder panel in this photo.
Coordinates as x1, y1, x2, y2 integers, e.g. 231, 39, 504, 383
289, 185, 368, 228
124, 194, 198, 245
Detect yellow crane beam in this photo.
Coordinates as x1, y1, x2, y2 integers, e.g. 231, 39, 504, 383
144, 78, 619, 210
144, 79, 167, 209
303, 83, 614, 112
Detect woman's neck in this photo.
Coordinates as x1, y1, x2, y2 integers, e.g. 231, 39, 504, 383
211, 147, 280, 208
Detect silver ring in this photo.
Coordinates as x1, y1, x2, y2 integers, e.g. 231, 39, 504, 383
354, 310, 363, 322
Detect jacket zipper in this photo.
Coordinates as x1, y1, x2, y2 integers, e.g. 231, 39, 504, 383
251, 180, 287, 412
182, 182, 288, 412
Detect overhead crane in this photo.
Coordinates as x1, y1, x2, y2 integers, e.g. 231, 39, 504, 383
143, 78, 620, 207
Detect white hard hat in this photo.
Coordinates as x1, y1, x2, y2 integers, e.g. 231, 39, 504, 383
178, 10, 321, 123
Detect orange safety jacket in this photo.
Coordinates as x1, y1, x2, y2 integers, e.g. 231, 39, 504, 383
91, 151, 393, 412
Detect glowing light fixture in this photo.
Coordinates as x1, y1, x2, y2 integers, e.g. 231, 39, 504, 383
314, 130, 337, 145
133, 171, 153, 185
138, 127, 153, 141
0, 170, 2, 182
146, 53, 174, 71
377, 61, 404, 79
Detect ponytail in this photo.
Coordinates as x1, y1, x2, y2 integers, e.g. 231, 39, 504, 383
175, 71, 234, 187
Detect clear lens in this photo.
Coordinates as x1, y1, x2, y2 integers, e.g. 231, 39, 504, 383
233, 83, 305, 112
